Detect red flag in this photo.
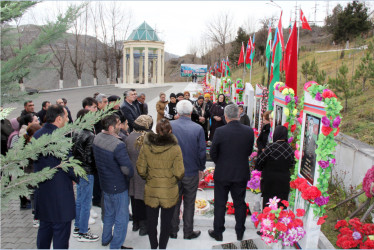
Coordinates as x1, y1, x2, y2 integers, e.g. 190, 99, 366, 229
245, 39, 251, 65
238, 42, 245, 65
300, 9, 312, 31
285, 21, 298, 95
278, 11, 284, 52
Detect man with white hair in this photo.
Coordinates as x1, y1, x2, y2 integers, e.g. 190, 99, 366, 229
170, 100, 206, 240
208, 104, 254, 242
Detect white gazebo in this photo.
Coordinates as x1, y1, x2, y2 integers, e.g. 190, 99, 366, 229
122, 21, 165, 85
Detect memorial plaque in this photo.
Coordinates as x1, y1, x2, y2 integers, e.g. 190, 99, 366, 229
300, 114, 321, 185
274, 105, 283, 128
254, 98, 261, 130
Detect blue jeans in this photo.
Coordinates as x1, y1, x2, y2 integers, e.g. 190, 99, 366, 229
102, 190, 129, 249
74, 174, 94, 234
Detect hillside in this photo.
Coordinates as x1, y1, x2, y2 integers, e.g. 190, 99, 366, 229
230, 36, 374, 146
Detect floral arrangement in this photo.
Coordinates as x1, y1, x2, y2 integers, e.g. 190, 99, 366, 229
290, 177, 329, 209
247, 169, 261, 194
251, 197, 306, 246
335, 218, 374, 249
289, 81, 342, 219
221, 76, 233, 100
273, 81, 298, 143
260, 87, 269, 129
226, 201, 250, 215
235, 78, 245, 105
362, 165, 374, 198
248, 151, 257, 169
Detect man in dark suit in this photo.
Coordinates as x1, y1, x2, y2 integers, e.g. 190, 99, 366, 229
33, 104, 79, 249
136, 93, 148, 115
121, 90, 140, 132
208, 104, 254, 242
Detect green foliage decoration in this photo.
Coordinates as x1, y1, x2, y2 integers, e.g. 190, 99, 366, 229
0, 102, 117, 210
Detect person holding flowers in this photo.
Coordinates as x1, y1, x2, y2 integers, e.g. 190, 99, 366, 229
255, 126, 295, 209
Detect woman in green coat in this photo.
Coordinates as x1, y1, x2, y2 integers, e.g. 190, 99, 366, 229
137, 118, 184, 249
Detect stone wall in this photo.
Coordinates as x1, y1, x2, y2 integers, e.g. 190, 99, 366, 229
333, 133, 374, 192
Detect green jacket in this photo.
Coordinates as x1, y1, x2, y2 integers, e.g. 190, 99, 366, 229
137, 132, 184, 208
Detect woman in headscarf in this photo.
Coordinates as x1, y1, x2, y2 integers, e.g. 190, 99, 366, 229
255, 126, 295, 209
256, 111, 272, 157
137, 118, 184, 249
7, 118, 20, 149
125, 115, 154, 236
209, 94, 227, 141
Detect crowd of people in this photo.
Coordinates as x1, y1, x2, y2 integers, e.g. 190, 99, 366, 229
1, 87, 295, 249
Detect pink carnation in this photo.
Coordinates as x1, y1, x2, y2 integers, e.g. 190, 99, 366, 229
363, 166, 374, 198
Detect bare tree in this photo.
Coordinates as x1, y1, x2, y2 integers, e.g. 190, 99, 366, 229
88, 3, 100, 86
198, 35, 212, 65
188, 40, 198, 64
66, 3, 88, 87
49, 40, 68, 89
243, 16, 257, 35
109, 2, 132, 83
206, 11, 235, 59
98, 3, 111, 84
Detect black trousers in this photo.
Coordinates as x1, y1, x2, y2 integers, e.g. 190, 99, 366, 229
131, 196, 147, 222
170, 174, 199, 235
147, 205, 175, 249
92, 172, 102, 205
213, 180, 248, 236
37, 220, 71, 249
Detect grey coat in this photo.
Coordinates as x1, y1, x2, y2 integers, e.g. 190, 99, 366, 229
125, 131, 146, 200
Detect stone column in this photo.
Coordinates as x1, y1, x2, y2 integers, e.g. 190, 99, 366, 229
144, 46, 149, 85
157, 48, 161, 84
161, 49, 165, 83
129, 46, 134, 84
123, 47, 127, 84
152, 58, 156, 83
139, 49, 143, 84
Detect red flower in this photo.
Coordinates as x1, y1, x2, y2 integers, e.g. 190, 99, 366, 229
335, 220, 348, 230
254, 221, 259, 228
296, 209, 305, 217
279, 86, 286, 92
281, 200, 289, 207
322, 89, 337, 99
283, 122, 289, 129
294, 218, 304, 227
301, 186, 322, 200
279, 211, 288, 218
275, 222, 287, 232
298, 183, 309, 193
317, 215, 328, 225
288, 210, 295, 219
263, 207, 271, 214
269, 213, 276, 220
290, 180, 296, 189
362, 240, 374, 249
299, 110, 304, 119
321, 125, 333, 136
291, 124, 297, 133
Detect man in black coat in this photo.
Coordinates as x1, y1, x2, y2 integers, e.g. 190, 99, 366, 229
208, 104, 254, 242
33, 105, 79, 249
121, 90, 140, 133
36, 101, 51, 124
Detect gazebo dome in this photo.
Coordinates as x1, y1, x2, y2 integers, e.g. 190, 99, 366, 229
127, 21, 160, 41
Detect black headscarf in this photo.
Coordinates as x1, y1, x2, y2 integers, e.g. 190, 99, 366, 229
273, 125, 288, 142
217, 94, 227, 107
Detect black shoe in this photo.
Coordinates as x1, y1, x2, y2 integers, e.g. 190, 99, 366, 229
120, 246, 133, 249
169, 233, 177, 239
237, 232, 244, 241
208, 229, 223, 241
256, 231, 262, 236
132, 221, 139, 232
139, 220, 148, 236
184, 230, 201, 240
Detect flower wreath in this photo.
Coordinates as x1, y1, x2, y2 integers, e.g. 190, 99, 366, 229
235, 78, 245, 105
289, 81, 343, 219
273, 82, 298, 143
260, 87, 269, 129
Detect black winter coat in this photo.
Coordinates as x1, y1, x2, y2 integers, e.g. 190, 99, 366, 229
72, 129, 96, 175
256, 123, 271, 154
210, 120, 254, 182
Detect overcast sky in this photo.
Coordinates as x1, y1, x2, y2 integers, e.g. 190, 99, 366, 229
19, 0, 371, 56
